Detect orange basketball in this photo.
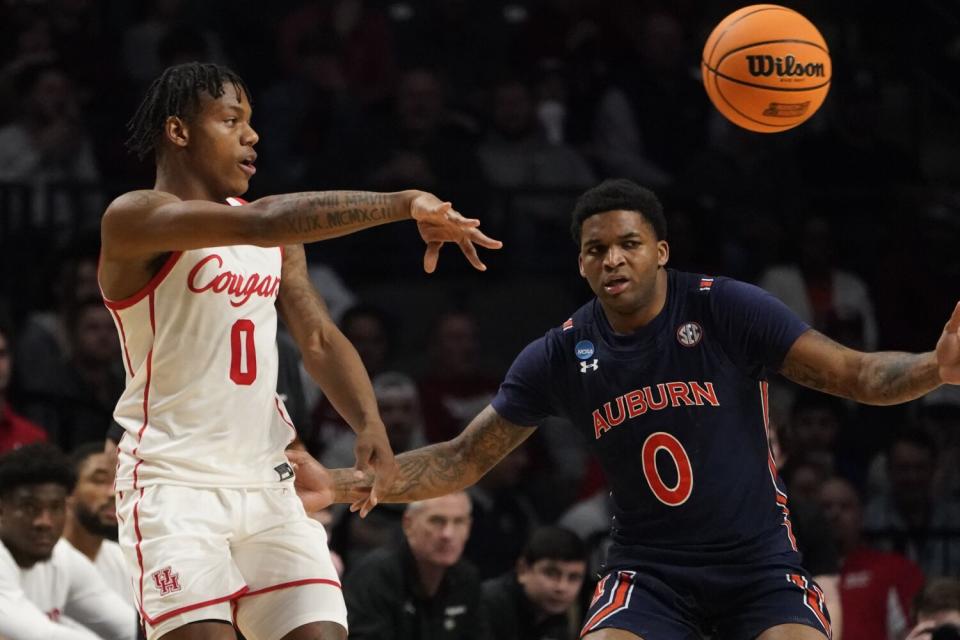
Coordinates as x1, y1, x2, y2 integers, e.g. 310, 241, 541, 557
701, 4, 831, 133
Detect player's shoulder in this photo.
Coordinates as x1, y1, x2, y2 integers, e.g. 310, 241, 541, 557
551, 299, 598, 340
106, 189, 179, 215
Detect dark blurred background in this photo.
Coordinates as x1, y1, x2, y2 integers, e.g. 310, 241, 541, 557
2, 0, 960, 585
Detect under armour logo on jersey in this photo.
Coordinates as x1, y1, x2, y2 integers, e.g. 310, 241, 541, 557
580, 359, 599, 373
676, 322, 703, 347
152, 567, 182, 596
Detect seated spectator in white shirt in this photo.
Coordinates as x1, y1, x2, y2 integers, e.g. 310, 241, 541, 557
63, 442, 131, 602
0, 443, 137, 640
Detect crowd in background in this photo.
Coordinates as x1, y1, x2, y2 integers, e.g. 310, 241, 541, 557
2, 0, 960, 638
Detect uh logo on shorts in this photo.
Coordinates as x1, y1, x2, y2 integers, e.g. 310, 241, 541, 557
152, 566, 183, 597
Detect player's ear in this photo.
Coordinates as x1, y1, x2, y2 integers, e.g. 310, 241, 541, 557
164, 115, 189, 149
578, 253, 586, 278
658, 240, 669, 267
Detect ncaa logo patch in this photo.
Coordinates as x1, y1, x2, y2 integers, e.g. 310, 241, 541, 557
676, 322, 703, 347
575, 340, 595, 360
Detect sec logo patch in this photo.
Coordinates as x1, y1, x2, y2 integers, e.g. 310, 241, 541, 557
676, 322, 703, 347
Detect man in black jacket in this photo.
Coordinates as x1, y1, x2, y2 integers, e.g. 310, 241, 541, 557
343, 491, 484, 639
482, 526, 588, 640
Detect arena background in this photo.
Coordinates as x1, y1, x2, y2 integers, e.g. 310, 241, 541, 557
1, 0, 959, 584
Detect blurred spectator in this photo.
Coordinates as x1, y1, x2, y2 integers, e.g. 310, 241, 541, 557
387, 0, 508, 112
275, 0, 396, 108
799, 67, 921, 189
13, 239, 100, 405
868, 387, 960, 502
322, 371, 426, 469
0, 443, 136, 640
258, 33, 365, 190
418, 309, 499, 442
19, 298, 124, 450
0, 320, 48, 454
478, 75, 594, 250
359, 67, 486, 214
759, 216, 878, 351
344, 492, 485, 639
592, 10, 708, 189
63, 443, 130, 603
819, 476, 924, 640
121, 0, 228, 88
905, 578, 960, 640
780, 453, 832, 505
465, 447, 539, 580
306, 303, 396, 456
783, 388, 866, 487
482, 525, 587, 640
0, 60, 100, 228
324, 372, 426, 569
559, 489, 613, 579
864, 431, 960, 577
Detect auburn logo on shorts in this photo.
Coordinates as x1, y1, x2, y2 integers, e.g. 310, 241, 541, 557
152, 566, 183, 596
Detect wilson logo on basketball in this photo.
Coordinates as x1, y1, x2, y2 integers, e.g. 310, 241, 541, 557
187, 254, 280, 307
745, 55, 825, 78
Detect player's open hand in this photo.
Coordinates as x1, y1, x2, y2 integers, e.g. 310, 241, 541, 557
352, 427, 398, 517
936, 301, 960, 384
409, 191, 502, 273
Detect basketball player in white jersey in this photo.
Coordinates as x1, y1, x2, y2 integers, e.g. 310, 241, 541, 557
98, 62, 501, 640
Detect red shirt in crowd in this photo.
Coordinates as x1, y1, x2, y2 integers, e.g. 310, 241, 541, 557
0, 404, 48, 453
840, 546, 925, 640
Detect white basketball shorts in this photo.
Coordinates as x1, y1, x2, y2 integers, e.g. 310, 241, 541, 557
116, 484, 346, 640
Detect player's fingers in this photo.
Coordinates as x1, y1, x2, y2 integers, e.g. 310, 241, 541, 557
423, 241, 442, 273
458, 237, 486, 271
468, 228, 503, 249
284, 449, 311, 465
945, 300, 960, 334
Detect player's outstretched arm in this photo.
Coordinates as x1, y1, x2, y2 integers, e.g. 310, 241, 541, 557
780, 301, 960, 405
287, 405, 535, 515
101, 188, 500, 271
277, 244, 396, 506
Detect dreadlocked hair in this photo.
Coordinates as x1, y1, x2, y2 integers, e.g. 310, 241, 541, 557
125, 61, 251, 160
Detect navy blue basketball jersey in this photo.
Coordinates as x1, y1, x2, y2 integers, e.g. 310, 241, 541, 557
491, 269, 810, 564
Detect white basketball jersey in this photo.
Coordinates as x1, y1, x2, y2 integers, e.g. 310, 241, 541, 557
104, 204, 295, 490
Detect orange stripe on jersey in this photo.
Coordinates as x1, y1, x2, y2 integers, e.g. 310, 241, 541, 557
787, 574, 832, 639
580, 571, 633, 636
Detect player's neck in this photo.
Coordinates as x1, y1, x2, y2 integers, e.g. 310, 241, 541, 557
602, 268, 668, 334
62, 516, 103, 562
154, 159, 223, 202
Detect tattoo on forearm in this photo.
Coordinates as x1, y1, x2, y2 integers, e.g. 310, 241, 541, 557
859, 351, 939, 405
782, 331, 940, 405
383, 409, 533, 502
272, 191, 405, 240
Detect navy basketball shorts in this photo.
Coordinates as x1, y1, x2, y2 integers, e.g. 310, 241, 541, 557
580, 551, 831, 639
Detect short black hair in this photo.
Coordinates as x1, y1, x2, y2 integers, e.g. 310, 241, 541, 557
126, 61, 250, 160
0, 443, 76, 498
520, 526, 587, 564
570, 179, 667, 245
69, 441, 107, 476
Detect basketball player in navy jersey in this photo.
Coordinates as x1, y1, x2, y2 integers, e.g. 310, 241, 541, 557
290, 178, 960, 640
99, 62, 499, 640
